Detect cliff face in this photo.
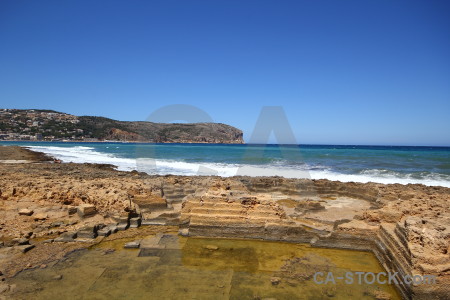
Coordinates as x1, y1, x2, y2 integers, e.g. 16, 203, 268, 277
79, 117, 244, 143
120, 121, 244, 143
0, 109, 244, 143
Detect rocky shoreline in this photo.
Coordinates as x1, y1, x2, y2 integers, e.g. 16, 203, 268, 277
0, 146, 449, 299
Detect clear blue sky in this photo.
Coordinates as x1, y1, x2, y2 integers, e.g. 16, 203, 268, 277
1, 0, 449, 145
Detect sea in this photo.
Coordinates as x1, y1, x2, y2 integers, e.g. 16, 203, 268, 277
1, 141, 450, 188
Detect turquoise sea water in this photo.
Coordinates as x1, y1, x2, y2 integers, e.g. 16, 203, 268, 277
1, 141, 450, 187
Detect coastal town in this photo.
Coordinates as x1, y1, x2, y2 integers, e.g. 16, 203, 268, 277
0, 109, 96, 142
0, 109, 244, 144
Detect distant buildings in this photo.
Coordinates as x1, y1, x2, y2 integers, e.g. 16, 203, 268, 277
0, 109, 88, 141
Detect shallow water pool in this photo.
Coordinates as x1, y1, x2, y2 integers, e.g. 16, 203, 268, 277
10, 234, 400, 300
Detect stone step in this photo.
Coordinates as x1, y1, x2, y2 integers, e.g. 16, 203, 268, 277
164, 191, 187, 197
189, 214, 280, 225
124, 240, 141, 249
97, 228, 111, 237
164, 194, 186, 199
189, 207, 246, 216
380, 224, 411, 261
378, 224, 412, 274
54, 232, 77, 242
133, 194, 167, 211
189, 202, 244, 209
165, 194, 185, 201
189, 207, 280, 218
117, 223, 129, 231
142, 208, 175, 217
163, 187, 184, 194
394, 223, 409, 249
190, 202, 277, 211
77, 226, 98, 239
188, 224, 266, 239
141, 218, 167, 226
129, 217, 142, 228
141, 212, 181, 225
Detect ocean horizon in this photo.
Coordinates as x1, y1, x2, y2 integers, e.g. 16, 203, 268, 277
2, 141, 449, 188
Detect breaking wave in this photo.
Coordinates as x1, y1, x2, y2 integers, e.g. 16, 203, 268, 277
27, 145, 450, 188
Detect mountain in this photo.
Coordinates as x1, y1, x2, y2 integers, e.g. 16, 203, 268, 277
0, 109, 244, 144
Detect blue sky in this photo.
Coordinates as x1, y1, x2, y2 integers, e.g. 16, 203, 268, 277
0, 0, 449, 145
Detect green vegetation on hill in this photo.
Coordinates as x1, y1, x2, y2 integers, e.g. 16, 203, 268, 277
77, 116, 134, 139
0, 109, 244, 143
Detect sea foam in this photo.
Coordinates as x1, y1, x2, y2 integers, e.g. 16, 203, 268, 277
27, 145, 450, 188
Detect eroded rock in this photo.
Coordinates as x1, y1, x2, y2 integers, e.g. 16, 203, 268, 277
18, 209, 33, 216
77, 204, 97, 218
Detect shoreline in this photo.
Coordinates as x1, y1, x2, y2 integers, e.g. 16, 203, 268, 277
0, 140, 245, 145
5, 142, 450, 189
0, 146, 449, 299
2, 140, 450, 148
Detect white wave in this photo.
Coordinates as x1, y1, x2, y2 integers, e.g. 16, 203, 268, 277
27, 146, 138, 170
27, 145, 450, 188
135, 158, 312, 178
308, 169, 450, 188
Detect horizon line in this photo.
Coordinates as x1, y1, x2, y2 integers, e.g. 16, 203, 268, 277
1, 140, 449, 148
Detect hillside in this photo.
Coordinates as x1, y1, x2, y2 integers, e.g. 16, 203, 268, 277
0, 109, 244, 143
